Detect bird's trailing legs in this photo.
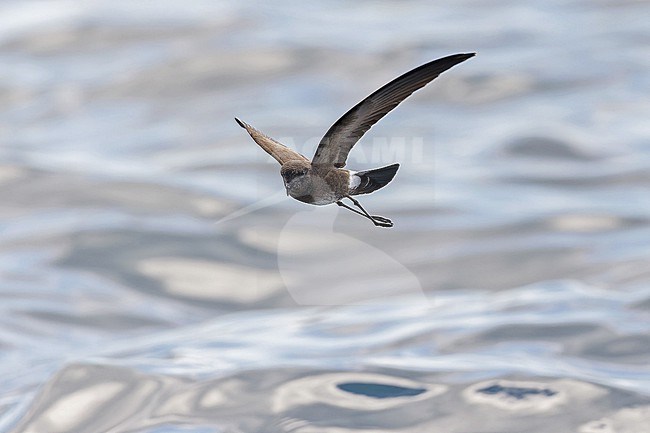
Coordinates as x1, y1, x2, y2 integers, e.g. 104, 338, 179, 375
336, 196, 393, 228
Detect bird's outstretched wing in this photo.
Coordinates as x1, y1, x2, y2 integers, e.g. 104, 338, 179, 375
235, 118, 309, 165
311, 53, 475, 167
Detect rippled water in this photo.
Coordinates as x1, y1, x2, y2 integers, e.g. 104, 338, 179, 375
1, 1, 650, 432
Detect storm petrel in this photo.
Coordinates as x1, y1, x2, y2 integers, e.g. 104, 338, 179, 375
236, 52, 474, 227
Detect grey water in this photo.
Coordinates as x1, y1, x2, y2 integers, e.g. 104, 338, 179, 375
1, 1, 650, 432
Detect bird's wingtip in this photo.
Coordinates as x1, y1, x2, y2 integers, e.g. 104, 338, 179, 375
234, 117, 246, 128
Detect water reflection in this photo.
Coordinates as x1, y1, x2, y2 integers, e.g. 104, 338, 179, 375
1, 0, 650, 432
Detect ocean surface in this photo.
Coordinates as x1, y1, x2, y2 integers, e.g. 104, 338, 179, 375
1, 1, 649, 432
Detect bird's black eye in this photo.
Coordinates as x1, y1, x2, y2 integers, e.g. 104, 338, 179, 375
283, 168, 306, 181
290, 170, 302, 177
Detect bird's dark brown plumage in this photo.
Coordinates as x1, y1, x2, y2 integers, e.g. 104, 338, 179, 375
312, 53, 475, 168
235, 52, 475, 227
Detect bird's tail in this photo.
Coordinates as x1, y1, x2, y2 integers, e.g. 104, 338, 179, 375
350, 163, 399, 195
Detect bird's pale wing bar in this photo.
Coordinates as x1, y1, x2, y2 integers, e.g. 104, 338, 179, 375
235, 118, 309, 165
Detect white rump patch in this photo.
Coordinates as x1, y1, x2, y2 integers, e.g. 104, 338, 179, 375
348, 171, 361, 190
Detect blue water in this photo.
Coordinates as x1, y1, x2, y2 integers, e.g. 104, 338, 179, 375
1, 1, 649, 432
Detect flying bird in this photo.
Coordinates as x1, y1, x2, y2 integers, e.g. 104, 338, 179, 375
236, 52, 474, 228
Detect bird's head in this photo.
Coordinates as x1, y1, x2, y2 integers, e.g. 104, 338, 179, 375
280, 160, 311, 191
